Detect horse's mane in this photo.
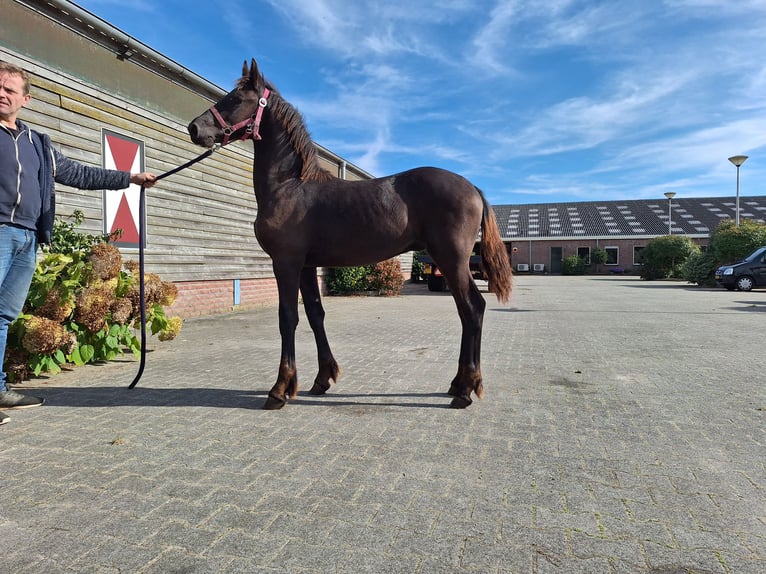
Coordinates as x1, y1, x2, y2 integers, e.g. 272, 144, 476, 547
238, 75, 334, 183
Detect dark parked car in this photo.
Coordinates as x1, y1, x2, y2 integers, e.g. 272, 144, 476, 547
715, 246, 766, 291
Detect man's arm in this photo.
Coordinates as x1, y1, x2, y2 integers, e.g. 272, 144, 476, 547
53, 147, 156, 189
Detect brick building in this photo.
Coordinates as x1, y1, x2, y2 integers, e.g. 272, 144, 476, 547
493, 196, 766, 274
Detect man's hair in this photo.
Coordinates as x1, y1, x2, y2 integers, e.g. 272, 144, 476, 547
0, 61, 31, 95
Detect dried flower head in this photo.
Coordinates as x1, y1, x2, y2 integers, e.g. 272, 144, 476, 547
37, 285, 74, 322
110, 297, 134, 325
75, 285, 114, 333
123, 259, 139, 275
159, 281, 178, 307
89, 242, 122, 281
63, 331, 77, 355
144, 273, 164, 306
4, 347, 30, 382
125, 273, 165, 315
158, 316, 183, 342
22, 316, 69, 355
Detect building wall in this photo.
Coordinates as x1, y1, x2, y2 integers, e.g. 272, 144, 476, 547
166, 278, 278, 317
507, 237, 709, 274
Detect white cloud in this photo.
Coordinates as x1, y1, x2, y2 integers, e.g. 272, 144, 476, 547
469, 0, 522, 75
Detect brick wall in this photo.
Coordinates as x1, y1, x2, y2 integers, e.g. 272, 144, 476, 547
166, 275, 330, 318
507, 238, 709, 273
168, 278, 279, 318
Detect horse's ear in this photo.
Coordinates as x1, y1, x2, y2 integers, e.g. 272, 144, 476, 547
249, 58, 260, 83
242, 60, 249, 78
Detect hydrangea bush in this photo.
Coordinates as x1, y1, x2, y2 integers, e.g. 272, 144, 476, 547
4, 211, 182, 381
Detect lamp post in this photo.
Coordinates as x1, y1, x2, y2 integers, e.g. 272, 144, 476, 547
664, 191, 676, 235
728, 155, 748, 226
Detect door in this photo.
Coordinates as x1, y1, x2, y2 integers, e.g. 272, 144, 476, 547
550, 247, 563, 274
754, 251, 766, 286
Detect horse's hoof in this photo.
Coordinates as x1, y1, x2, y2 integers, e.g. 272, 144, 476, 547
308, 380, 331, 395
449, 395, 473, 409
263, 395, 287, 410
447, 383, 460, 397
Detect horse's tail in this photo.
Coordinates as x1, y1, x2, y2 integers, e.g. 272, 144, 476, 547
478, 189, 512, 304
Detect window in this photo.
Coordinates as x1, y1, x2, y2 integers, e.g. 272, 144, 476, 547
577, 247, 591, 265
633, 246, 645, 266
605, 247, 619, 265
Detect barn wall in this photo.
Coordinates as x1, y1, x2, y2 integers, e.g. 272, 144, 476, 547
2, 45, 268, 281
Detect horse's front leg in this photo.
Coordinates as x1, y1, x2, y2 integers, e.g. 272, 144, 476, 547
299, 267, 341, 395
264, 260, 302, 410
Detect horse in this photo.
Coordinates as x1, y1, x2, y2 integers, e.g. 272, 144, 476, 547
188, 59, 512, 409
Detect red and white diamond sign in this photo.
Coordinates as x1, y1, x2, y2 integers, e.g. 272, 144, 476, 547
102, 130, 144, 247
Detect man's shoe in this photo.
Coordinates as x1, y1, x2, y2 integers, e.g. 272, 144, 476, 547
0, 412, 9, 425
0, 389, 45, 409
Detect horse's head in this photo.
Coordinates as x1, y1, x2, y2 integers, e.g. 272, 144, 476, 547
188, 59, 270, 148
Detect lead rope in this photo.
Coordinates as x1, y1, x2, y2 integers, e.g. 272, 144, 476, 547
128, 146, 218, 389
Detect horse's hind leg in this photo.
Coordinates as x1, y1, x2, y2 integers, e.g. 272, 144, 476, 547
300, 267, 341, 395
443, 269, 486, 408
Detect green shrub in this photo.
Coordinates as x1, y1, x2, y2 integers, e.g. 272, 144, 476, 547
410, 251, 425, 283
43, 209, 115, 254
592, 248, 609, 270
562, 255, 587, 275
639, 235, 699, 280
326, 266, 370, 294
710, 219, 766, 265
682, 250, 717, 286
4, 211, 182, 382
327, 258, 404, 295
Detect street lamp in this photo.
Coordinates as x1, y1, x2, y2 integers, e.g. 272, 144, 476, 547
728, 155, 748, 226
664, 191, 676, 235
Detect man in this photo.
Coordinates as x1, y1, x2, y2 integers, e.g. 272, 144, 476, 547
0, 61, 156, 425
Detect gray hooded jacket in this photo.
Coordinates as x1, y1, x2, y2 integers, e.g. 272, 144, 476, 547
0, 120, 130, 244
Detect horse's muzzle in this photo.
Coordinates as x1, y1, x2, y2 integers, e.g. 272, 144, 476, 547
187, 120, 203, 146
187, 118, 215, 148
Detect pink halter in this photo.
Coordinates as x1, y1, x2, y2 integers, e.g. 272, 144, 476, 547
209, 88, 270, 147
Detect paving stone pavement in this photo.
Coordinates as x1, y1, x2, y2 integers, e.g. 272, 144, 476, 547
1, 275, 764, 574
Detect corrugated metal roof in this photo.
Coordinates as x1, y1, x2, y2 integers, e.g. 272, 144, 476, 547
493, 196, 766, 240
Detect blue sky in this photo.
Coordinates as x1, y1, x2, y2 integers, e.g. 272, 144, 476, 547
75, 0, 766, 206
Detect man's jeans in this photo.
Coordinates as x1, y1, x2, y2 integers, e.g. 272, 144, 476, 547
0, 225, 37, 392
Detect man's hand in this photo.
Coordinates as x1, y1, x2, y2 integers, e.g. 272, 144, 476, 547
130, 172, 158, 188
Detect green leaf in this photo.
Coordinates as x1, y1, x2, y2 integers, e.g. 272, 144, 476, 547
69, 346, 84, 366
79, 344, 95, 364
46, 359, 61, 375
